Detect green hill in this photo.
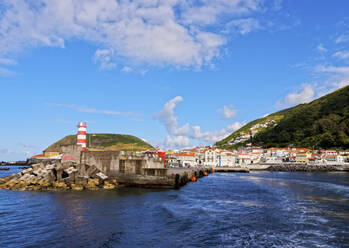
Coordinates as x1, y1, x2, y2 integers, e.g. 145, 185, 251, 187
45, 133, 154, 152
217, 85, 349, 149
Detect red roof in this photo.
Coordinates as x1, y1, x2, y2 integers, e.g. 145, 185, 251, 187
32, 154, 45, 158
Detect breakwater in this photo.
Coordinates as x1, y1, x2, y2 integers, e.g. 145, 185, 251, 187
0, 158, 213, 191
266, 163, 348, 172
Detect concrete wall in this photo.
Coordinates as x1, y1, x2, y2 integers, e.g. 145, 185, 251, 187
80, 151, 165, 177
60, 145, 83, 163
81, 151, 121, 176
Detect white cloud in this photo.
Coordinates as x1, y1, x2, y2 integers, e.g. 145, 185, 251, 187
164, 135, 192, 149
191, 121, 243, 143
47, 103, 143, 121
0, 58, 17, 65
155, 96, 189, 136
0, 0, 271, 71
156, 96, 244, 147
181, 0, 262, 26
316, 65, 349, 79
317, 43, 327, 52
277, 64, 349, 108
333, 50, 349, 60
94, 49, 116, 70
280, 84, 315, 106
191, 125, 229, 143
226, 18, 260, 35
227, 122, 244, 131
0, 57, 17, 76
0, 67, 14, 77
314, 65, 349, 95
218, 105, 237, 119
0, 144, 41, 161
121, 66, 133, 73
335, 34, 349, 44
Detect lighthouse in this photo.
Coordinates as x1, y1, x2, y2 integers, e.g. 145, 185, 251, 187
77, 121, 87, 151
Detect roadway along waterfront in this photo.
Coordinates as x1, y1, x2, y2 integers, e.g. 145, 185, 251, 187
0, 168, 348, 247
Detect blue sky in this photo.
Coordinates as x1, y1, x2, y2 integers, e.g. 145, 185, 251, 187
1, 0, 349, 160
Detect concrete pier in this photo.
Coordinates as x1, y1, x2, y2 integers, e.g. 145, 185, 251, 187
0, 149, 214, 191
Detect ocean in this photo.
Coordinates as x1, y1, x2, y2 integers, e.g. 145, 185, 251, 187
0, 168, 348, 247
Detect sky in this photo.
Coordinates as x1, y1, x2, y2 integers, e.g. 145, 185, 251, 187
1, 0, 349, 161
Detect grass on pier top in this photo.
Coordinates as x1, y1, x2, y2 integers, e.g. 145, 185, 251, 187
45, 133, 153, 152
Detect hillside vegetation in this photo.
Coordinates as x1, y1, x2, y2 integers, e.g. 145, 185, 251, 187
217, 85, 349, 149
45, 133, 153, 151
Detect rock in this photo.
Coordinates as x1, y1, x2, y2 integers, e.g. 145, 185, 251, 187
33, 168, 49, 178
22, 167, 33, 174
46, 164, 55, 170
86, 165, 100, 178
111, 179, 118, 186
65, 167, 78, 174
4, 179, 18, 189
31, 163, 45, 171
37, 179, 51, 187
96, 172, 108, 180
85, 179, 100, 190
103, 181, 116, 190
75, 176, 88, 187
52, 181, 68, 190
28, 178, 39, 185
27, 185, 42, 191
71, 184, 84, 191
20, 174, 35, 182
0, 178, 6, 185
62, 161, 74, 169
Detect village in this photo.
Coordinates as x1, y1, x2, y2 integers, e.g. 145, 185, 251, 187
33, 145, 349, 169
161, 146, 349, 168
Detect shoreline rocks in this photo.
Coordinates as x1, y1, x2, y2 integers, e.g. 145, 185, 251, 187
266, 164, 344, 172
0, 161, 118, 191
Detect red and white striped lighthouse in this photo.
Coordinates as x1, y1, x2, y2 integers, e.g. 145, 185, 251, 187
77, 121, 87, 151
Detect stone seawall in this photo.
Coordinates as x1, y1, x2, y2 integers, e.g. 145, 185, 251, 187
267, 164, 346, 172
0, 156, 214, 191
0, 161, 117, 191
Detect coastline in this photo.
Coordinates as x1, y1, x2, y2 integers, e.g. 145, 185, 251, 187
246, 163, 349, 172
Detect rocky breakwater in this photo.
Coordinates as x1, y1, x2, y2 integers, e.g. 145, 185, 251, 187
267, 163, 345, 172
0, 161, 118, 191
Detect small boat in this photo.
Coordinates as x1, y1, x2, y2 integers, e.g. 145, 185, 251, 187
0, 168, 10, 171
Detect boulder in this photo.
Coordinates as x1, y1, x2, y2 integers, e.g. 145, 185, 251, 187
52, 181, 68, 190
46, 164, 55, 170
96, 172, 108, 181
65, 167, 78, 174
4, 179, 18, 189
22, 167, 33, 174
19, 174, 35, 182
86, 165, 100, 177
62, 161, 74, 169
33, 168, 49, 178
103, 181, 116, 190
37, 179, 51, 187
71, 184, 84, 191
85, 178, 100, 190
75, 176, 88, 187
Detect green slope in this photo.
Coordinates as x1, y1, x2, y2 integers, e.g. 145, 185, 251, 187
45, 133, 154, 152
217, 85, 349, 149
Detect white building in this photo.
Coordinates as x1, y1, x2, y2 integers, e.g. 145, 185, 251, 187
204, 149, 218, 167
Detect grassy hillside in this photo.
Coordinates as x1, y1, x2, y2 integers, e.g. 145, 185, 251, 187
45, 133, 154, 152
217, 85, 349, 149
